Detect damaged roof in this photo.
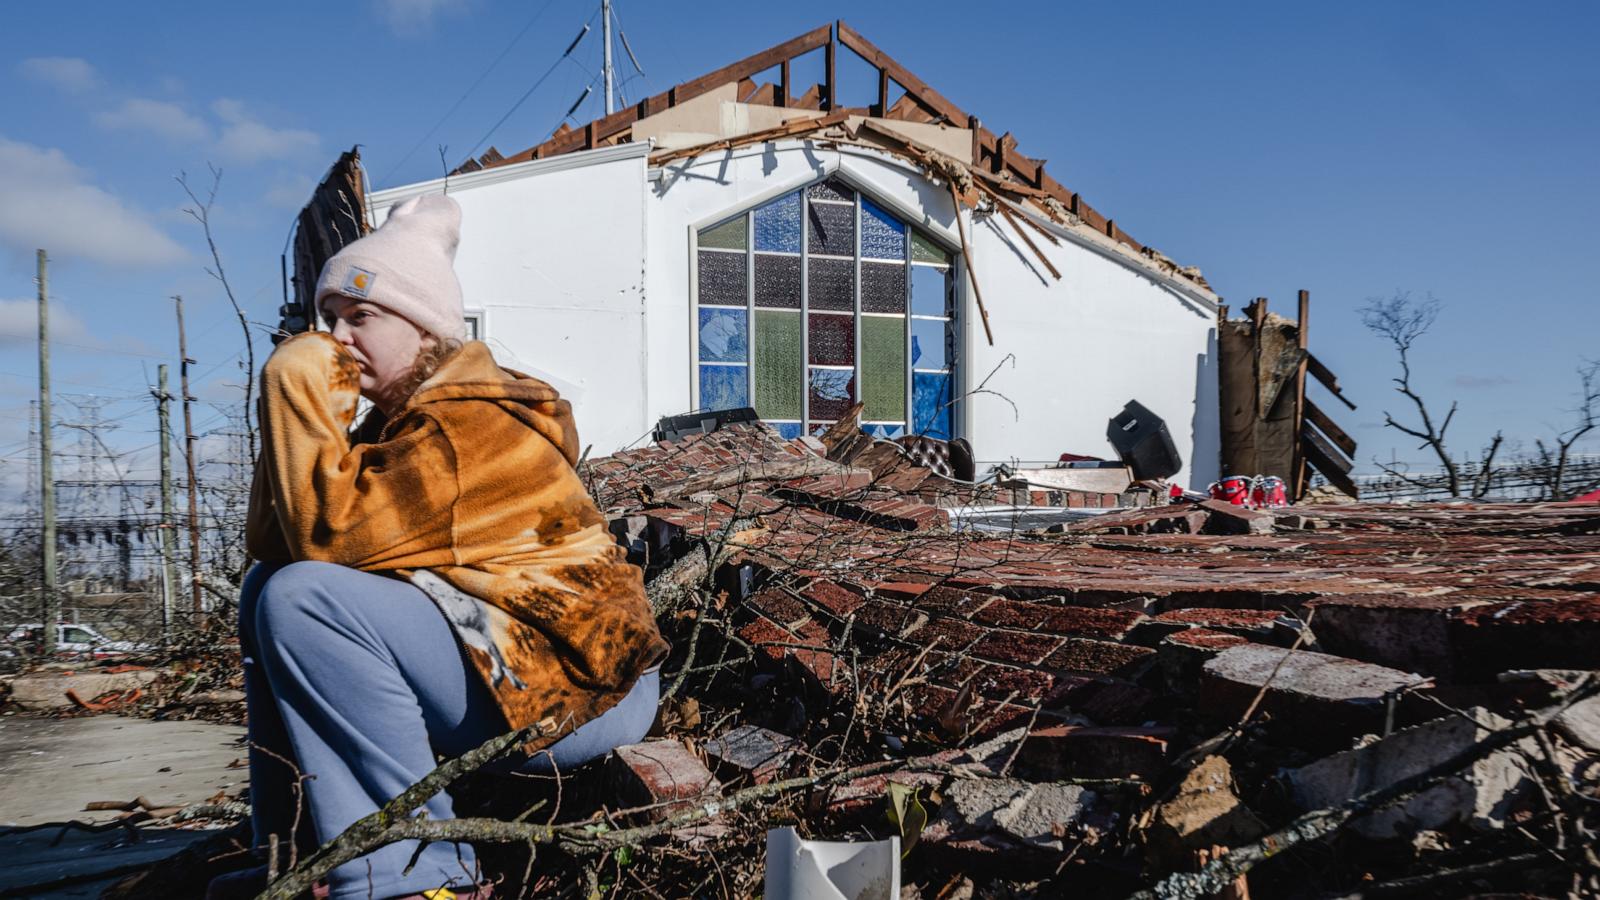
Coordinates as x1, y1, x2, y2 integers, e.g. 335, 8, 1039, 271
456, 21, 1215, 296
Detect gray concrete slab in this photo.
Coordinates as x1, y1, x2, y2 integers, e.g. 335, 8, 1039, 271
0, 714, 247, 827
0, 824, 222, 898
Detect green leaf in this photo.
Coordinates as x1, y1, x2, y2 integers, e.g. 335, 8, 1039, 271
883, 782, 927, 858
613, 845, 634, 867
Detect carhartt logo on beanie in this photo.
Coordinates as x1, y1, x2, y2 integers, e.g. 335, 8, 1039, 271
315, 193, 467, 341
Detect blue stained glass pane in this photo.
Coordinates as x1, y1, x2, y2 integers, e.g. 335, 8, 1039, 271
699, 365, 749, 412
911, 265, 949, 317
698, 308, 748, 363
911, 317, 947, 370
913, 371, 952, 439
860, 198, 906, 260
772, 422, 804, 440
864, 423, 906, 440
754, 193, 802, 253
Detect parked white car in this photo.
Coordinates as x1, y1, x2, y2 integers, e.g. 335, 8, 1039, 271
0, 623, 152, 657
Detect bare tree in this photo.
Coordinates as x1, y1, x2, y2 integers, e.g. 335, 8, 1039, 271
1534, 360, 1600, 500
176, 165, 257, 467
1361, 292, 1472, 496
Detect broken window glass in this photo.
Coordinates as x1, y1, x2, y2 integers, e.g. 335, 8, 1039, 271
913, 370, 952, 439
910, 264, 949, 318
698, 308, 748, 363
809, 367, 856, 421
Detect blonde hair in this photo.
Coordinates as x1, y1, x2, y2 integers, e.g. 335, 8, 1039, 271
382, 335, 464, 412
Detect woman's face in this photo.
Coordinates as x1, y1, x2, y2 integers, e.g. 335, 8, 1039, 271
322, 295, 430, 411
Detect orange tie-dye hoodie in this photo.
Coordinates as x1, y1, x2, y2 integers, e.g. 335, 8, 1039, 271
246, 332, 668, 745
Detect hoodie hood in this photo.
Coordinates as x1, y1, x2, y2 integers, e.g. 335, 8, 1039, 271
404, 341, 583, 467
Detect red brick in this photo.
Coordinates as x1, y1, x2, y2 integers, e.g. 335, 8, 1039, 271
609, 740, 720, 819
748, 588, 811, 630
1042, 638, 1156, 678
969, 630, 1064, 666
919, 617, 986, 652
972, 599, 1145, 640
801, 580, 865, 618
966, 664, 1060, 705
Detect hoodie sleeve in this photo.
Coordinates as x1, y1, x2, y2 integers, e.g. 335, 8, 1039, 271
257, 332, 460, 570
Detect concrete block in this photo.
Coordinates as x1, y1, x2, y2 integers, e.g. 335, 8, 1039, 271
1197, 499, 1275, 535
922, 778, 1106, 854
1159, 629, 1249, 696
9, 669, 161, 711
1284, 707, 1538, 839
1199, 645, 1428, 749
703, 724, 797, 784
608, 740, 720, 820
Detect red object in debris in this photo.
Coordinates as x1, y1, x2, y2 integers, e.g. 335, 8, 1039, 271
1210, 476, 1252, 506
1169, 483, 1185, 502
1574, 488, 1600, 503
1253, 475, 1289, 509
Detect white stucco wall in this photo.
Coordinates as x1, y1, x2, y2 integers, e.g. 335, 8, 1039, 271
367, 139, 1221, 487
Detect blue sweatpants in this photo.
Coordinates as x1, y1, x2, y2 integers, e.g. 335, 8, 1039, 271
240, 561, 659, 899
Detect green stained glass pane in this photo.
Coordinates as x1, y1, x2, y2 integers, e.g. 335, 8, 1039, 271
754, 310, 803, 420
911, 230, 950, 265
700, 216, 747, 250
861, 315, 907, 421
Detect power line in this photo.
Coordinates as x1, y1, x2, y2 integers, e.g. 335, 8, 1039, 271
461, 10, 599, 166
379, 0, 566, 185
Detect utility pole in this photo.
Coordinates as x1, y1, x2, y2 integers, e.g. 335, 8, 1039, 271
602, 0, 615, 115
154, 365, 178, 638
36, 250, 58, 654
175, 296, 203, 614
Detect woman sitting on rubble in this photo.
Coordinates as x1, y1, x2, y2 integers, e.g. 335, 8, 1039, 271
212, 194, 669, 900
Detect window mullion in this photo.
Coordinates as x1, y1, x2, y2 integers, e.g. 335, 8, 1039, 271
800, 192, 810, 428
746, 208, 755, 410
852, 191, 863, 427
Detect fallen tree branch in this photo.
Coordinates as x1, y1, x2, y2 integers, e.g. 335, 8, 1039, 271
1127, 674, 1599, 900
259, 718, 560, 900
646, 457, 857, 502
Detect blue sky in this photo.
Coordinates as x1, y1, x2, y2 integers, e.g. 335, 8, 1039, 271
0, 0, 1595, 492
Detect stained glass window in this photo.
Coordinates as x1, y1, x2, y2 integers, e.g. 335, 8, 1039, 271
694, 179, 958, 441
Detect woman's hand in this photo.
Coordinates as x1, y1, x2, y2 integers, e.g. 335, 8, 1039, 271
262, 332, 363, 433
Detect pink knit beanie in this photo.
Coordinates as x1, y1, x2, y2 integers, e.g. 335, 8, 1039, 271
315, 194, 467, 341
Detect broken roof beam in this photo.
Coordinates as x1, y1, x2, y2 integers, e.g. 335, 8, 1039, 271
486, 24, 833, 170
1307, 353, 1358, 411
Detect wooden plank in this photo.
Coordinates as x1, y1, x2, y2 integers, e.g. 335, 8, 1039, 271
1302, 432, 1360, 499
493, 25, 832, 168
876, 67, 889, 116
1301, 425, 1353, 473
837, 20, 968, 124
1307, 352, 1358, 410
1304, 399, 1357, 457
780, 60, 790, 107
824, 29, 836, 111
1292, 289, 1311, 497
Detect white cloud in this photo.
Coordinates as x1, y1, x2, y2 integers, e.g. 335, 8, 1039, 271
0, 136, 187, 268
0, 298, 89, 346
211, 99, 319, 163
375, 0, 468, 33
18, 57, 99, 93
92, 98, 211, 143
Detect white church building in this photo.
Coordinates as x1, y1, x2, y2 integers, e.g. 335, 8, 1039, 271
289, 23, 1223, 489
